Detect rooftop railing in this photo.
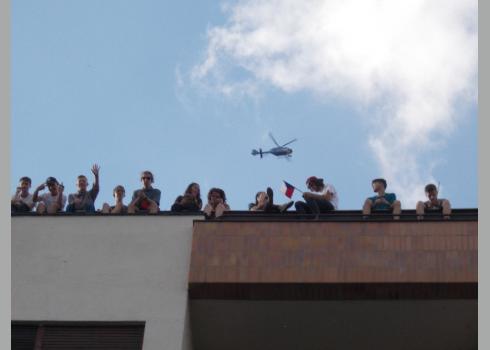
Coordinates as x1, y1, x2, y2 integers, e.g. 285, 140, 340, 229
11, 208, 478, 221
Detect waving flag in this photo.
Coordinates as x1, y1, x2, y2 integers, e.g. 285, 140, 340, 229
281, 180, 296, 198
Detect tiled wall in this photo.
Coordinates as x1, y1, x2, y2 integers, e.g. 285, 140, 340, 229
189, 221, 477, 284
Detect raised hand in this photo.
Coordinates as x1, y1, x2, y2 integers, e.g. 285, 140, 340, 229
91, 163, 100, 176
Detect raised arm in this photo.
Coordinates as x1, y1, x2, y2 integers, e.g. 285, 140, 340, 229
11, 187, 21, 205
57, 183, 65, 209
91, 164, 100, 198
32, 183, 46, 202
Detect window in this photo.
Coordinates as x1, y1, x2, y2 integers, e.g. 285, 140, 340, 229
12, 321, 145, 350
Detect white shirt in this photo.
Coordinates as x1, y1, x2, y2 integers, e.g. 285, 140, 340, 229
39, 192, 67, 210
313, 183, 339, 209
11, 192, 34, 209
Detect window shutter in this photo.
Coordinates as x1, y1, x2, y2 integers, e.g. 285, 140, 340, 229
11, 322, 145, 350
11, 324, 37, 350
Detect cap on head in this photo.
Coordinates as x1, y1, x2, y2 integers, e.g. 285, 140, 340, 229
46, 177, 59, 185
306, 176, 318, 186
425, 183, 437, 193
372, 178, 387, 189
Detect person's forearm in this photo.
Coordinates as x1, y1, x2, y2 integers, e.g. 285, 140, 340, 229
111, 203, 123, 214
310, 193, 327, 201
32, 190, 39, 202
93, 175, 100, 194
146, 198, 158, 206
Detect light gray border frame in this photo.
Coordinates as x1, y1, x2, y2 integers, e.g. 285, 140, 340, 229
1, 0, 11, 348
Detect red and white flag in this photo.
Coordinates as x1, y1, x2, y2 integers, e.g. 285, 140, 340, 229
281, 180, 296, 198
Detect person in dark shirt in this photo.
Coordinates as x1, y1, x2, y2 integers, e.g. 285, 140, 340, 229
249, 187, 294, 213
128, 170, 161, 214
171, 182, 202, 212
66, 164, 100, 213
416, 183, 451, 220
101, 185, 128, 214
362, 178, 401, 219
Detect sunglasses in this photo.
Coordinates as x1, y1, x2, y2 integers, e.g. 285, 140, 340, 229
141, 177, 152, 180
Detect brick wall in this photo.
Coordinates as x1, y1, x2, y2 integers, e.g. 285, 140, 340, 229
189, 221, 477, 284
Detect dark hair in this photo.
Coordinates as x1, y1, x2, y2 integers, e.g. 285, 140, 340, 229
77, 175, 87, 180
140, 170, 154, 183
184, 182, 202, 205
372, 178, 387, 189
19, 176, 31, 185
307, 177, 324, 188
46, 177, 59, 185
425, 183, 437, 192
254, 191, 265, 206
113, 185, 125, 196
207, 188, 227, 203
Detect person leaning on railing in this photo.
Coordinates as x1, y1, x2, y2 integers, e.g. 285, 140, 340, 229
32, 177, 67, 214
362, 178, 401, 220
101, 185, 128, 214
203, 188, 230, 219
128, 170, 161, 214
416, 183, 451, 220
11, 176, 35, 213
171, 182, 203, 212
66, 164, 100, 213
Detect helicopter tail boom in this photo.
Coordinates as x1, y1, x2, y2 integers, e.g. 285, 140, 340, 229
251, 148, 265, 158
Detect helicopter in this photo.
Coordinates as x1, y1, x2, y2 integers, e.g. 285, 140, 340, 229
251, 133, 298, 159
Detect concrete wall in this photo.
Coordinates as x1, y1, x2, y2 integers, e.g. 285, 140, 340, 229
12, 216, 199, 350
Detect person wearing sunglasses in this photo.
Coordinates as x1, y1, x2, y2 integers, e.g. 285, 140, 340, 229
128, 170, 161, 214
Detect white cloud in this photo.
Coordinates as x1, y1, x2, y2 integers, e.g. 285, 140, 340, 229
192, 0, 477, 205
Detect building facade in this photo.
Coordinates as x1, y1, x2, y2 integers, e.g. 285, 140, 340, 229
12, 210, 477, 349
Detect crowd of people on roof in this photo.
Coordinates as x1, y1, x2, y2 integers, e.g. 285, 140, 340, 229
11, 164, 452, 220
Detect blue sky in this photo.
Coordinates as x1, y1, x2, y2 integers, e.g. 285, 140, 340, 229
11, 0, 477, 210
